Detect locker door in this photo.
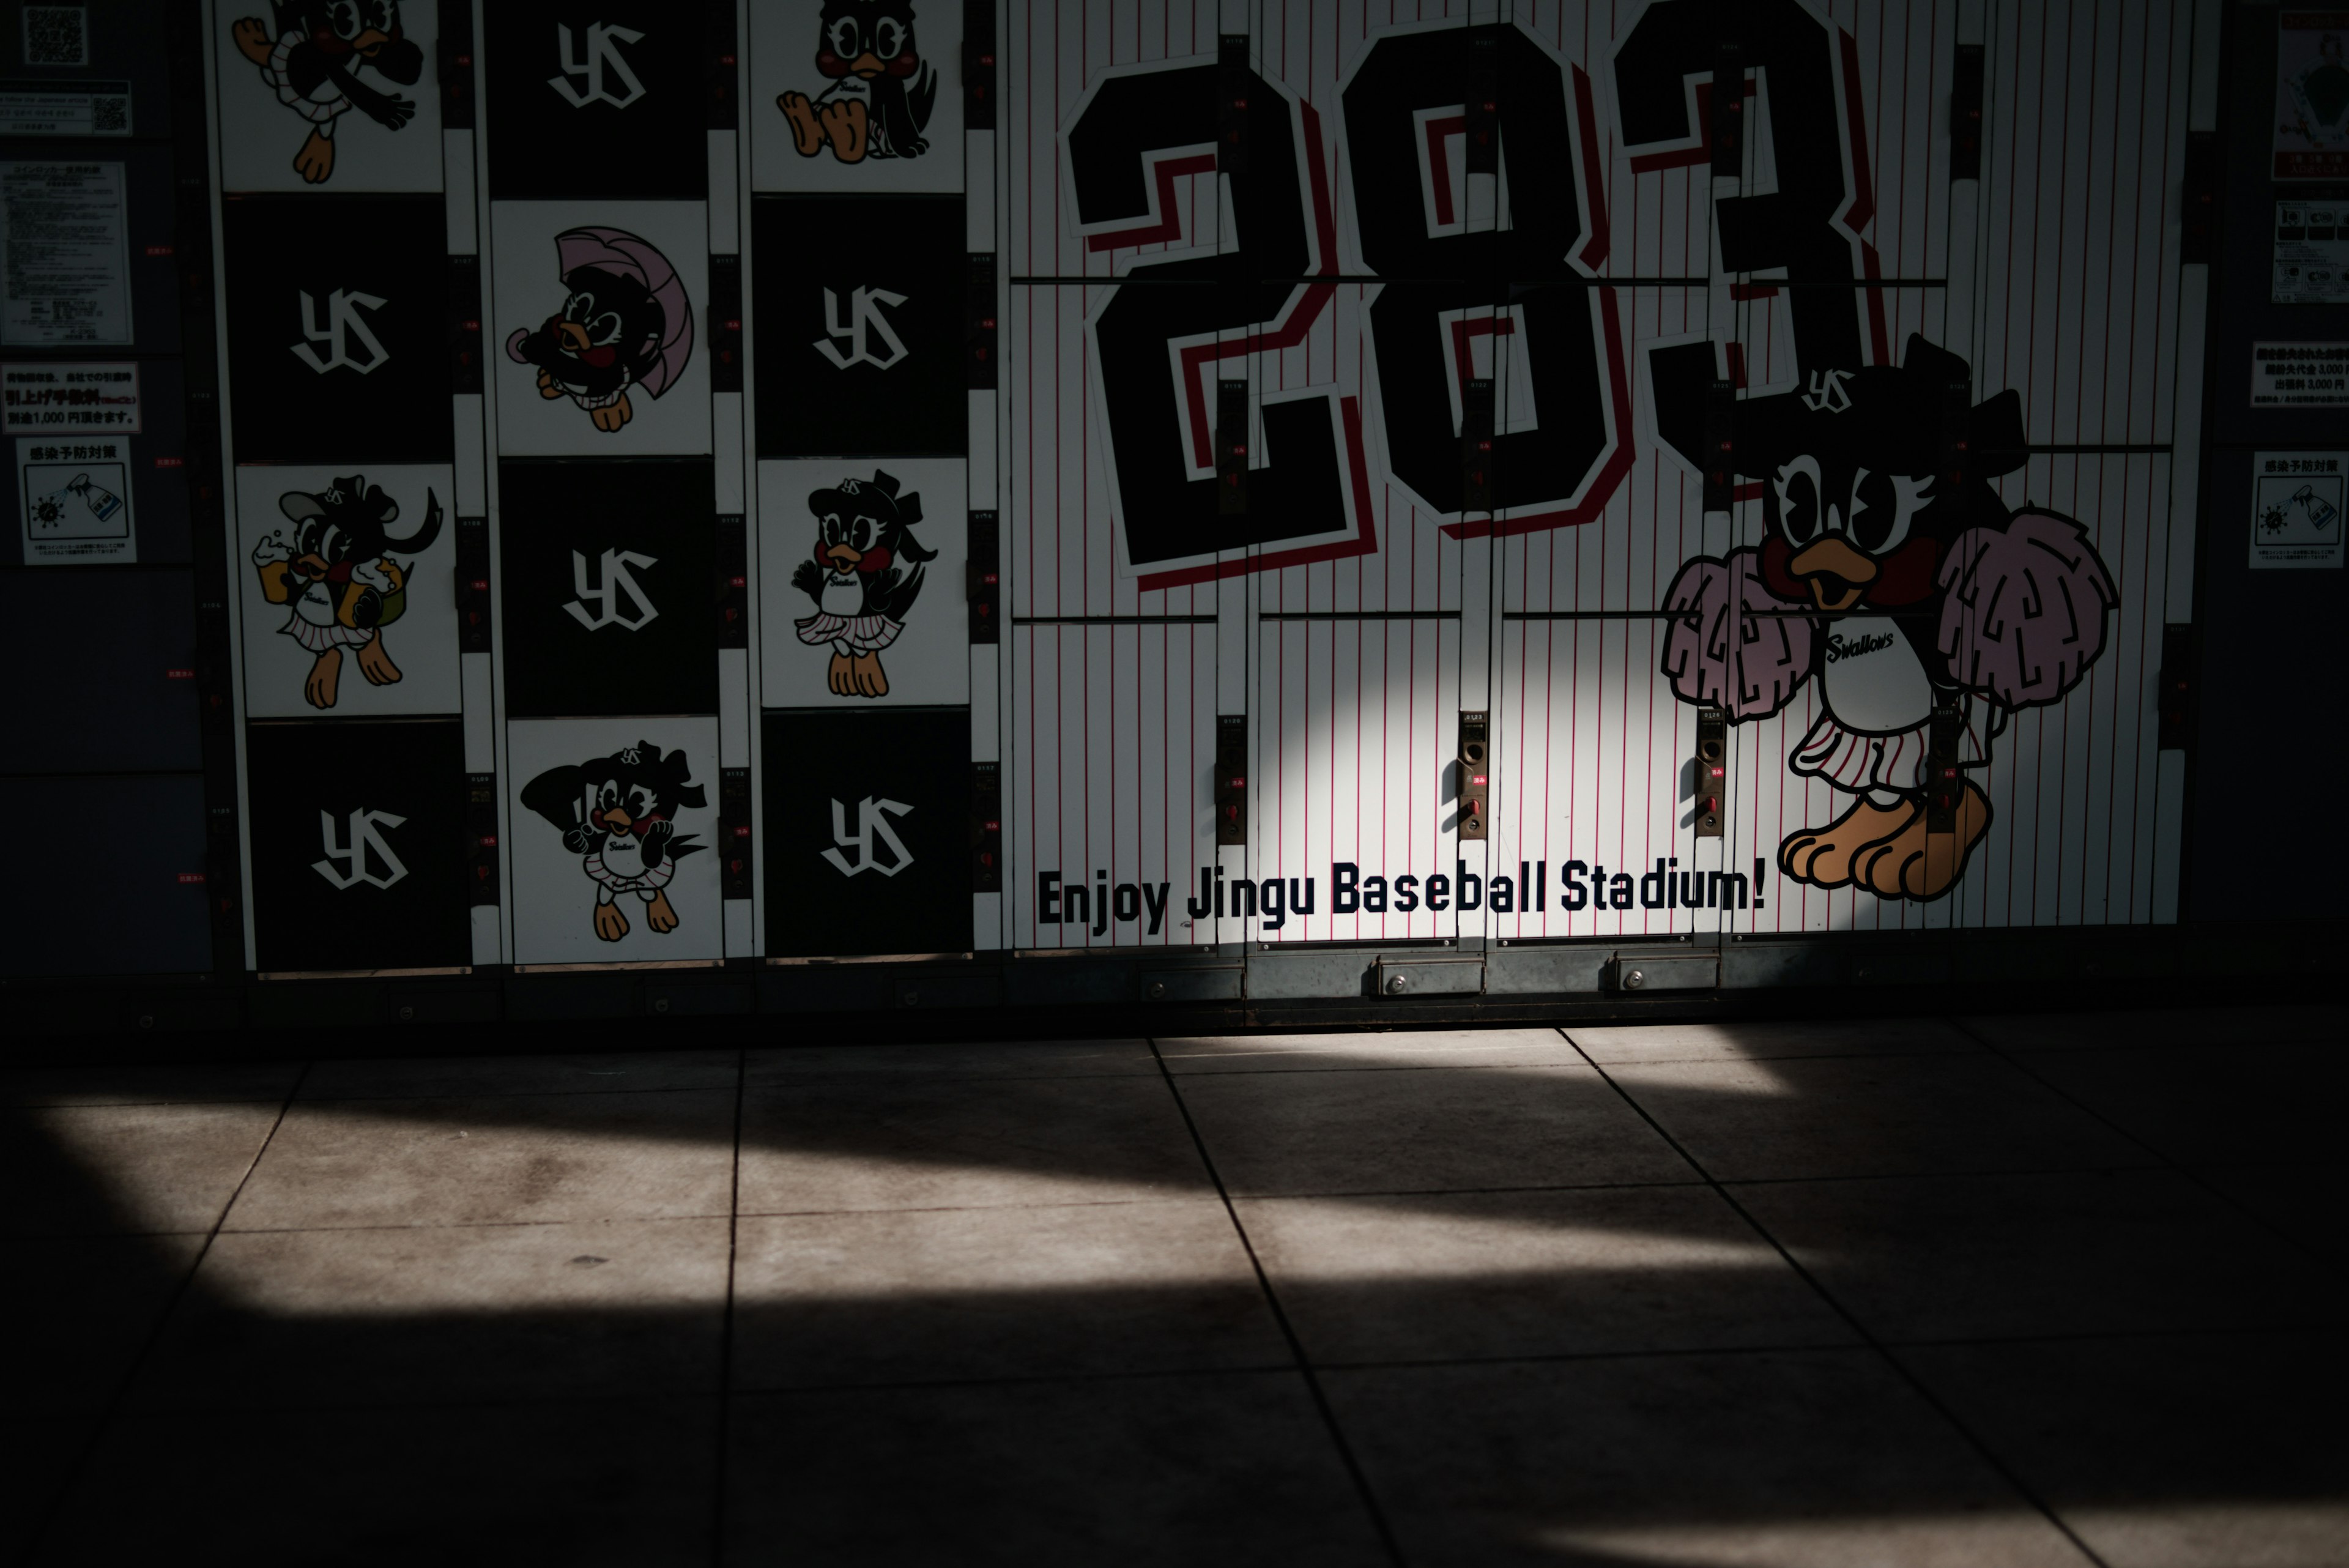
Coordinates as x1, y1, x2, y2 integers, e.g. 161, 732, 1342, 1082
1499, 2, 1717, 948
746, 0, 985, 961
1962, 0, 2199, 931
1603, 0, 2162, 943
1009, 1, 1383, 959
1661, 0, 2198, 940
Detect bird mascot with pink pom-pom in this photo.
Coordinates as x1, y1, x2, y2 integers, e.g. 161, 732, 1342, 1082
1657, 335, 2117, 902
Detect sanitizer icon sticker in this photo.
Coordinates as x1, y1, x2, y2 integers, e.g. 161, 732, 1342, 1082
16, 446, 133, 562
2251, 457, 2348, 571
61, 472, 124, 522
2289, 484, 2341, 533
32, 473, 125, 528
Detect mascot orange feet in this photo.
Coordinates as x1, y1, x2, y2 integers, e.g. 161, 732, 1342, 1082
1779, 784, 1992, 902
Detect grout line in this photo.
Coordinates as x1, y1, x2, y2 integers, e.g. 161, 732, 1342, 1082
1551, 1028, 2115, 1568
708, 1047, 748, 1567
289, 1082, 746, 1104
7, 1097, 299, 1110
208, 1214, 741, 1235
1146, 1038, 1409, 1568
730, 1362, 1312, 1399
1303, 1320, 2339, 1373
60, 1320, 2330, 1424
23, 1060, 315, 1562
1158, 1047, 1991, 1074
1948, 1018, 2336, 1262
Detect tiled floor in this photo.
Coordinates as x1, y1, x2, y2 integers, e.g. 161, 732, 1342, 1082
7, 1004, 2345, 1566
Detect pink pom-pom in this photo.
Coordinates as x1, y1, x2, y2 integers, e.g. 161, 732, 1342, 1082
1659, 549, 1812, 720
1937, 508, 2118, 707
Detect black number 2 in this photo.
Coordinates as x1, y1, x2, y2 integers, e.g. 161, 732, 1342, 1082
1065, 59, 1368, 588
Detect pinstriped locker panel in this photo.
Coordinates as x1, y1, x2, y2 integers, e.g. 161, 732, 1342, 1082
1001, 0, 2199, 953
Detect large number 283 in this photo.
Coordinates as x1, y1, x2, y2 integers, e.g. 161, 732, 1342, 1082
1063, 21, 1632, 584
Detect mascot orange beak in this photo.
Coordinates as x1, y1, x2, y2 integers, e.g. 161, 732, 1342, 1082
1788, 536, 1877, 612
850, 51, 885, 77
825, 543, 863, 570
352, 28, 392, 55
556, 320, 593, 354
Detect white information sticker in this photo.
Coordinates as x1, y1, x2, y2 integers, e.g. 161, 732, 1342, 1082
0, 160, 132, 347
0, 79, 130, 137
1, 359, 138, 433
2273, 201, 2349, 305
2251, 451, 2345, 570
2250, 341, 2349, 407
16, 432, 133, 563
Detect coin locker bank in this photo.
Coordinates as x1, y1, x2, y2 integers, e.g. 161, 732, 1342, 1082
6, 0, 2339, 1024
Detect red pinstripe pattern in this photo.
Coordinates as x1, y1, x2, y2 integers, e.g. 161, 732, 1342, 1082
1000, 0, 2193, 951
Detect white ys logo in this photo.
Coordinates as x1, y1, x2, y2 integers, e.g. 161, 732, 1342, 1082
565, 548, 659, 631
314, 808, 408, 890
1801, 367, 1855, 414
292, 289, 389, 375
816, 286, 910, 371
550, 22, 648, 110
822, 795, 913, 877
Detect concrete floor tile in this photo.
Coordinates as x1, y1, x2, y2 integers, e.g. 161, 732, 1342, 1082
1176, 1065, 1695, 1197
730, 1200, 1286, 1389
722, 1372, 1387, 1566
1570, 1016, 1979, 1065
2003, 1044, 2348, 1165
1958, 1005, 2347, 1053
6, 1102, 286, 1236
300, 1049, 738, 1101
1158, 1028, 1582, 1074
0, 1061, 301, 1107
223, 1090, 737, 1230
127, 1218, 730, 1410
1734, 1170, 2335, 1342
736, 1073, 1208, 1213
1899, 1333, 2349, 1568
1601, 1053, 2148, 1182
1325, 1351, 2091, 1567
32, 1397, 718, 1566
17, 1235, 204, 1414
747, 1038, 1157, 1080
1236, 1186, 1853, 1364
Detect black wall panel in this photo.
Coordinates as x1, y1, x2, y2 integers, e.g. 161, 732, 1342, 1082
245, 719, 472, 972
483, 0, 716, 199
0, 357, 192, 568
2184, 6, 2349, 921
222, 197, 453, 463
0, 568, 200, 772
763, 707, 971, 957
753, 196, 968, 458
499, 458, 719, 718
0, 774, 209, 976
